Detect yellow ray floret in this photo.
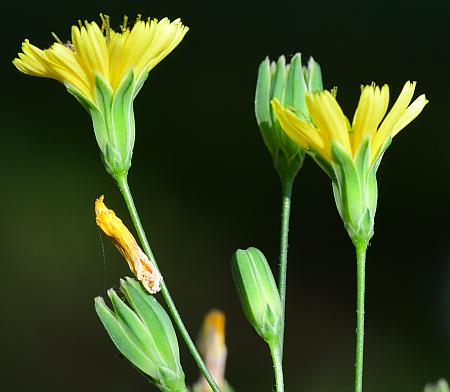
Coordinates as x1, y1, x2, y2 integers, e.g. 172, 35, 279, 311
272, 81, 428, 165
95, 195, 162, 294
13, 15, 189, 102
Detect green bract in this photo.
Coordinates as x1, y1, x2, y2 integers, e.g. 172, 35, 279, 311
330, 137, 391, 244
95, 277, 188, 392
67, 70, 148, 179
232, 247, 282, 345
255, 53, 323, 181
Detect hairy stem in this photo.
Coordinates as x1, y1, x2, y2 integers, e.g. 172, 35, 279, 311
354, 239, 368, 392
116, 174, 221, 392
270, 342, 285, 392
277, 177, 294, 357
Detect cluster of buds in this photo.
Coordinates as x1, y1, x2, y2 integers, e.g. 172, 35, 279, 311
95, 278, 188, 392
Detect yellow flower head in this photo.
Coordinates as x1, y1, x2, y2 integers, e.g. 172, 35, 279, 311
272, 81, 428, 243
194, 310, 227, 392
272, 81, 428, 167
95, 195, 162, 294
13, 14, 189, 177
13, 14, 189, 103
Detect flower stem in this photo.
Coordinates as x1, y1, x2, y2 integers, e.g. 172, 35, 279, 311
354, 239, 368, 392
269, 342, 284, 392
277, 176, 294, 357
116, 174, 221, 392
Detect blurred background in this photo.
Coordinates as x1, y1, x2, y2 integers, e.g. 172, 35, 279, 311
2, 0, 449, 391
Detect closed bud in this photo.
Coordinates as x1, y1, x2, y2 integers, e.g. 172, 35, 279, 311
95, 278, 188, 392
231, 247, 282, 345
255, 53, 323, 181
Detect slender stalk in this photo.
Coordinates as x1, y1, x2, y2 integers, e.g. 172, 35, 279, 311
277, 176, 294, 357
116, 174, 221, 392
269, 343, 284, 392
354, 239, 368, 392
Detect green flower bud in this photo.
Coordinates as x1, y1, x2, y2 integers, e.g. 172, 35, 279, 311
95, 277, 188, 392
424, 380, 450, 392
231, 247, 282, 345
255, 53, 323, 181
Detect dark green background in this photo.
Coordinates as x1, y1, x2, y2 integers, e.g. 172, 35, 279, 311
2, 0, 449, 391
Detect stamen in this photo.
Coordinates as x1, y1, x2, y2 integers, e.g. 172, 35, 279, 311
100, 13, 111, 43
51, 32, 63, 44
120, 15, 128, 32
331, 86, 338, 98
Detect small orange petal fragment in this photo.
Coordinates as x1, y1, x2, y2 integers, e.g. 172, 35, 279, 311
195, 310, 227, 391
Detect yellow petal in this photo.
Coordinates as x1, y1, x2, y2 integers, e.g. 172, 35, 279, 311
271, 98, 330, 160
13, 40, 50, 77
71, 22, 109, 81
306, 91, 352, 156
137, 18, 189, 74
352, 84, 389, 153
391, 94, 428, 137
45, 43, 92, 98
371, 81, 416, 159
95, 195, 162, 294
13, 15, 189, 102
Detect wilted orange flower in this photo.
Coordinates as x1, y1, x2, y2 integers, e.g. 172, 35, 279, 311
95, 195, 162, 293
